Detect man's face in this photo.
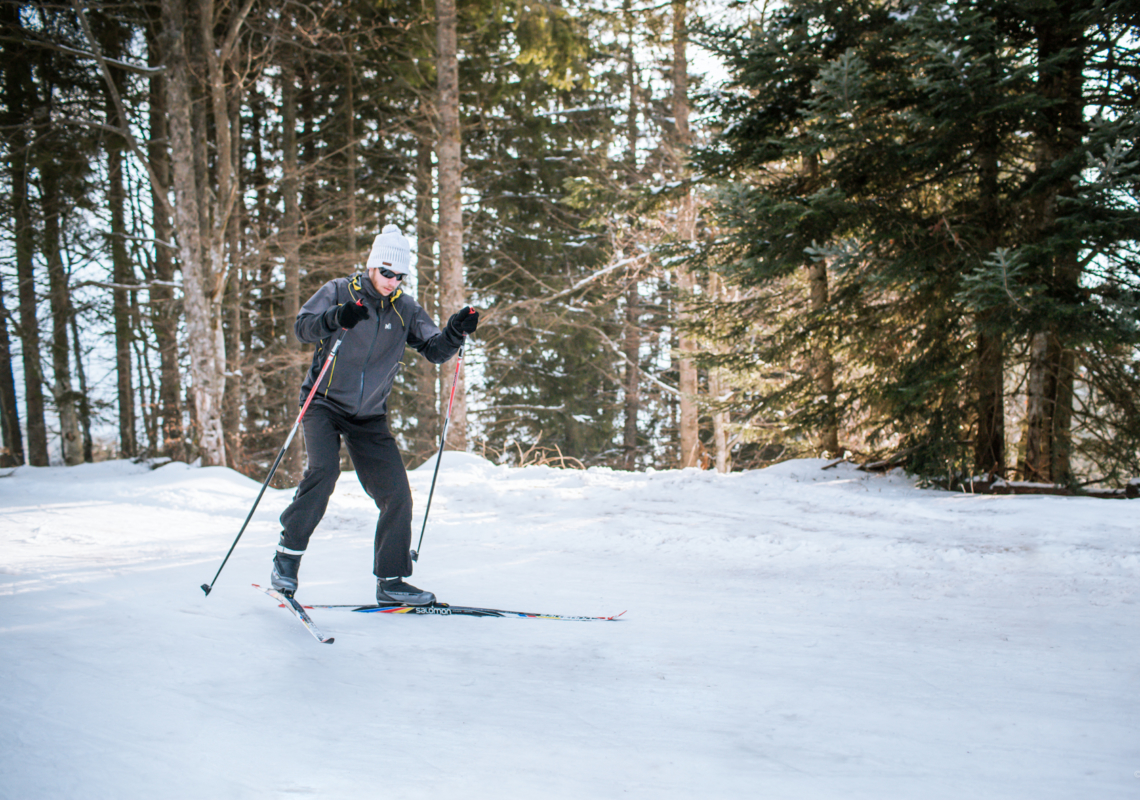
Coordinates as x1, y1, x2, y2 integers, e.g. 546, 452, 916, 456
368, 267, 404, 297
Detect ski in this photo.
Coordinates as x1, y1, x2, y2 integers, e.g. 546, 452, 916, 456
302, 601, 625, 622
253, 583, 335, 644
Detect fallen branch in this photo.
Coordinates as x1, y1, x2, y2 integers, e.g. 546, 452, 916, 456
959, 478, 1139, 499
856, 446, 920, 473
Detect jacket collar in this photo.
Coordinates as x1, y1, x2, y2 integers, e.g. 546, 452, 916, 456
353, 272, 401, 306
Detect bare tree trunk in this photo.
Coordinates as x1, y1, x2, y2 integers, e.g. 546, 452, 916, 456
974, 118, 1004, 476
282, 58, 301, 350
0, 0, 26, 467
161, 0, 226, 466
223, 84, 244, 469
11, 52, 47, 466
147, 20, 183, 460
69, 312, 93, 461
707, 272, 730, 473
197, 0, 244, 467
707, 376, 728, 472
676, 235, 699, 467
414, 129, 440, 463
135, 335, 157, 454
16, 230, 47, 465
1052, 346, 1075, 480
619, 0, 641, 472
40, 40, 83, 464
106, 59, 137, 459
1024, 330, 1054, 480
796, 151, 838, 458
672, 0, 699, 468
805, 260, 838, 456
0, 272, 23, 467
1022, 6, 1083, 484
344, 47, 357, 259
279, 51, 304, 479
41, 168, 84, 465
622, 283, 640, 470
975, 325, 1004, 474
437, 0, 467, 450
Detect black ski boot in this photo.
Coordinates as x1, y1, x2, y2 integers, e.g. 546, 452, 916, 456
376, 577, 435, 606
271, 549, 303, 596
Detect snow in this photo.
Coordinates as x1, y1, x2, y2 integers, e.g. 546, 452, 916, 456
1, 455, 1138, 799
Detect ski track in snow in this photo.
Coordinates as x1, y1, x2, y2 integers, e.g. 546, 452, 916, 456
1, 455, 1137, 799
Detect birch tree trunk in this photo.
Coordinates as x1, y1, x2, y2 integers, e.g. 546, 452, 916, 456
197, 0, 243, 464
146, 19, 183, 460
707, 272, 730, 473
437, 0, 467, 450
69, 311, 93, 461
673, 0, 699, 468
161, 0, 226, 466
42, 167, 84, 465
41, 56, 83, 463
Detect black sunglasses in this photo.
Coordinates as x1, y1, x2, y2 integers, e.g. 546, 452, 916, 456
375, 267, 405, 281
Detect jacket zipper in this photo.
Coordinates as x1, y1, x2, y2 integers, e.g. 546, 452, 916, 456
358, 303, 382, 411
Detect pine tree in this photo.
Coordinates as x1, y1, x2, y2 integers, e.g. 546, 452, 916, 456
694, 0, 1140, 484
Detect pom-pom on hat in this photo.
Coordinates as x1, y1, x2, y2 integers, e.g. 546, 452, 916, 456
366, 224, 411, 275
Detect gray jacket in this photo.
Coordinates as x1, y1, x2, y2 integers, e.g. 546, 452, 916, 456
295, 273, 461, 417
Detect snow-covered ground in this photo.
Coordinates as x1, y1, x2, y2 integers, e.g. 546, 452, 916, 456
1, 455, 1137, 799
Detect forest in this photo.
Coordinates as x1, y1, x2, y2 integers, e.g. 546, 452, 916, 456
1, 0, 1137, 491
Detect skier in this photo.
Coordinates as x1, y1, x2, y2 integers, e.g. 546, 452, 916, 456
270, 224, 478, 606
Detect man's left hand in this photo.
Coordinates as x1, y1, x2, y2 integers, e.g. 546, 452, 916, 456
447, 306, 479, 339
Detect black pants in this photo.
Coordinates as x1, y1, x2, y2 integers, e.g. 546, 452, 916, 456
279, 404, 413, 578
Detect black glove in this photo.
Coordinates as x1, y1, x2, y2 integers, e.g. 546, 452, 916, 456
324, 301, 370, 330
446, 306, 479, 340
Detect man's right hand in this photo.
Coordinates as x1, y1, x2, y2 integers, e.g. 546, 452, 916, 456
325, 301, 369, 330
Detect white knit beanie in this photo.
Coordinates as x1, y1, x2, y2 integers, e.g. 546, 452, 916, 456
366, 224, 411, 274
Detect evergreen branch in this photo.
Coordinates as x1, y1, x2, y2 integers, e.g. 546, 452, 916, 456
579, 322, 681, 398
501, 256, 641, 318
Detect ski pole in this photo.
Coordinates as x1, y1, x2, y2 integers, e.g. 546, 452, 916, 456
411, 342, 464, 562
201, 322, 352, 596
